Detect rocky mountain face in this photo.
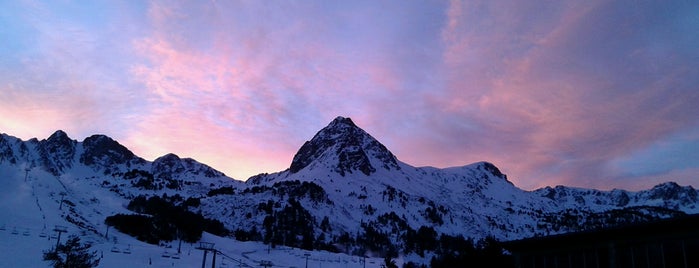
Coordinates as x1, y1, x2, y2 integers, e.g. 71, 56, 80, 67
152, 153, 225, 180
289, 116, 400, 176
38, 130, 77, 175
0, 131, 230, 196
80, 134, 148, 177
535, 182, 699, 210
0, 118, 697, 263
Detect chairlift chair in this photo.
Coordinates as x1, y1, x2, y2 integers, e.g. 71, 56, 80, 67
121, 244, 131, 254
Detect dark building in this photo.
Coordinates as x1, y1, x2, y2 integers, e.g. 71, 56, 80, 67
503, 214, 699, 268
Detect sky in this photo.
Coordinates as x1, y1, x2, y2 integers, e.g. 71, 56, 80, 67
1, 0, 698, 191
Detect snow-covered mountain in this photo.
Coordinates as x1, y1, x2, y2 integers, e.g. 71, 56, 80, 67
288, 116, 400, 176
225, 117, 698, 248
0, 116, 697, 266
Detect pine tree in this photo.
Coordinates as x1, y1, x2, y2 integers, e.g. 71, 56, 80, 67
383, 256, 398, 268
43, 235, 100, 268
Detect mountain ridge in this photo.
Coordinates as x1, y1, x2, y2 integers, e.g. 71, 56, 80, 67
0, 118, 697, 264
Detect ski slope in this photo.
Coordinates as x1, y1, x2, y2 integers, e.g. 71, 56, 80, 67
0, 164, 386, 268
0, 230, 385, 267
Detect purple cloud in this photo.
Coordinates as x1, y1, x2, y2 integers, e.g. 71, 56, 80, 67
1, 0, 697, 189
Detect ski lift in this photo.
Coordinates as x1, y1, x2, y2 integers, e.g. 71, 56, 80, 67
22, 230, 30, 236
11, 228, 18, 235
161, 250, 170, 258
110, 245, 121, 253
123, 245, 131, 254
171, 253, 180, 259
39, 231, 48, 238
0, 224, 6, 231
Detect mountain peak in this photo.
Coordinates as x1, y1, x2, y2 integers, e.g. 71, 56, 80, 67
152, 153, 226, 179
476, 161, 508, 180
647, 182, 697, 202
289, 116, 400, 176
43, 130, 76, 153
329, 116, 357, 127
80, 134, 140, 169
39, 130, 77, 175
47, 130, 71, 143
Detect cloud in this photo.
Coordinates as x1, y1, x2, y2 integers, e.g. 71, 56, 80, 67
0, 0, 149, 140
612, 126, 699, 178
406, 0, 699, 190
1, 0, 697, 189
124, 1, 453, 179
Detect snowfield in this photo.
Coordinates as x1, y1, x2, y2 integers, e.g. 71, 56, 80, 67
0, 164, 386, 267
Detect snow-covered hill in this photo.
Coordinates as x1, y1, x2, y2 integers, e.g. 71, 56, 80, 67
0, 116, 697, 266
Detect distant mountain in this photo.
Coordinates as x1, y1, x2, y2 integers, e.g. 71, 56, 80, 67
211, 117, 698, 257
0, 117, 697, 265
0, 130, 234, 197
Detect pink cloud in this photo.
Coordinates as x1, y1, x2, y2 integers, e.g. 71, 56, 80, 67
122, 107, 296, 180
411, 0, 699, 190
0, 0, 150, 142
123, 1, 453, 180
124, 2, 350, 178
3, 1, 696, 190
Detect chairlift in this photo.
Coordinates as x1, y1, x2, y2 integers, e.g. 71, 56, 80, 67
39, 231, 48, 238
0, 224, 6, 231
11, 228, 18, 235
161, 250, 170, 258
22, 230, 30, 236
110, 245, 121, 253
171, 253, 180, 259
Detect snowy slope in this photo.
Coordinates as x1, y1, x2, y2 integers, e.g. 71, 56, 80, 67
0, 146, 386, 267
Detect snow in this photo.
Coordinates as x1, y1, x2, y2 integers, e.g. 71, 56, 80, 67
0, 229, 386, 268
0, 163, 387, 267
